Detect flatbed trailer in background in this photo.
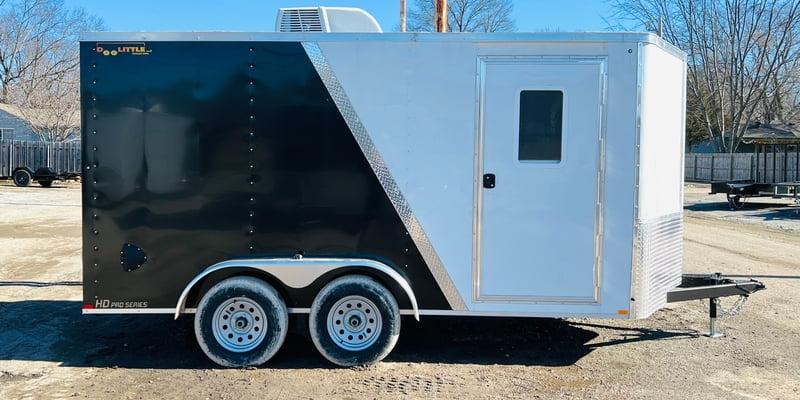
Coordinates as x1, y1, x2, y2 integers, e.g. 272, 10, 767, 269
708, 133, 800, 209
710, 180, 800, 209
6, 166, 81, 187
1, 139, 82, 187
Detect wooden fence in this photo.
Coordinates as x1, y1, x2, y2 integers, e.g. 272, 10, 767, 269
685, 152, 800, 183
0, 140, 81, 177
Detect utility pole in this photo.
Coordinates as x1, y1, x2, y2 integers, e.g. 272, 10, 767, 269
435, 0, 448, 32
400, 0, 406, 32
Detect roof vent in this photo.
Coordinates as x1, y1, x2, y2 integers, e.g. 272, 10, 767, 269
276, 7, 382, 33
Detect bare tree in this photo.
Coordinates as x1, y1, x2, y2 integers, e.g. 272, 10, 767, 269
0, 0, 102, 143
408, 0, 515, 32
610, 0, 800, 153
8, 68, 80, 143
760, 47, 800, 123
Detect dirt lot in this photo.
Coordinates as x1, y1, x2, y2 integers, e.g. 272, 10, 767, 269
0, 182, 798, 399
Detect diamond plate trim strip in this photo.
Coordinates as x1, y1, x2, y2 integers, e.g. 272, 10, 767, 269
303, 42, 466, 310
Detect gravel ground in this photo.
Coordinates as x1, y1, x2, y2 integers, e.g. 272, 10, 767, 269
0, 181, 798, 399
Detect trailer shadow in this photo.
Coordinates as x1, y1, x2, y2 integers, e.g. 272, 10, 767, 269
0, 182, 75, 190
0, 300, 206, 369
0, 281, 82, 287
685, 200, 792, 212
0, 301, 599, 368
685, 200, 800, 220
0, 300, 696, 369
567, 321, 699, 347
740, 208, 800, 221
387, 316, 597, 366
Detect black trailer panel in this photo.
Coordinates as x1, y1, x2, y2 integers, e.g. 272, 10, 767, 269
81, 41, 450, 311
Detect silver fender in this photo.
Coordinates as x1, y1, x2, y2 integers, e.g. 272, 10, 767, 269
174, 257, 419, 320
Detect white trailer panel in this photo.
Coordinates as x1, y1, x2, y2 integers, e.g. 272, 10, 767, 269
316, 34, 685, 318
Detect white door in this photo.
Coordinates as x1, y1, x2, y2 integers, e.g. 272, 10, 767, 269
477, 58, 605, 302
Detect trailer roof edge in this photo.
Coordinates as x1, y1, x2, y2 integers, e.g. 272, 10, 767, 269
78, 31, 685, 59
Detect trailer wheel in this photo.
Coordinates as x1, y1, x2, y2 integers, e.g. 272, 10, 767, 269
309, 275, 400, 367
38, 180, 53, 187
194, 276, 288, 367
12, 169, 31, 187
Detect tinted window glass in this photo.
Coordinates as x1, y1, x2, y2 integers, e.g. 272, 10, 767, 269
518, 90, 563, 162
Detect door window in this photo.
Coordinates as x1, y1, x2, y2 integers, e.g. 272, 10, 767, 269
518, 90, 563, 162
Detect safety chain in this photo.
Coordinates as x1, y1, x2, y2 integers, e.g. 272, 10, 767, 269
701, 296, 749, 317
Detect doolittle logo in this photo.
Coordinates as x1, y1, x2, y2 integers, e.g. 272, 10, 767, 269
96, 42, 153, 56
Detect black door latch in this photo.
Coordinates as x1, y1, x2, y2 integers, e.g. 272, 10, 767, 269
483, 173, 495, 189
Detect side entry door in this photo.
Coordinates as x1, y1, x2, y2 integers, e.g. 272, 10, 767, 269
476, 58, 605, 303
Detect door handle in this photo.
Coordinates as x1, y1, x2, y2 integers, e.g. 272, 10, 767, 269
483, 173, 495, 189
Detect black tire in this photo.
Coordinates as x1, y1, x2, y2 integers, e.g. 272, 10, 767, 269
12, 169, 31, 187
194, 276, 288, 367
38, 180, 53, 187
309, 275, 400, 367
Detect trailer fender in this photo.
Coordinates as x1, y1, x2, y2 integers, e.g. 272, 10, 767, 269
33, 166, 57, 178
175, 257, 419, 321
12, 166, 35, 176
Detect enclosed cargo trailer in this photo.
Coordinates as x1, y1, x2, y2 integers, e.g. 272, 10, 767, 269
81, 25, 690, 366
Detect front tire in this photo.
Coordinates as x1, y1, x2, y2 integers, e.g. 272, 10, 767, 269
309, 275, 400, 367
13, 169, 31, 187
194, 276, 288, 367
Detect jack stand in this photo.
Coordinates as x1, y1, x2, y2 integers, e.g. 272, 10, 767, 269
704, 297, 724, 338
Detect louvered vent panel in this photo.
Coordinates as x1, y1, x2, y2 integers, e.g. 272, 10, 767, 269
278, 8, 324, 32
631, 213, 683, 318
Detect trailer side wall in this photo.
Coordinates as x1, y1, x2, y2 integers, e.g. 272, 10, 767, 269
630, 42, 686, 318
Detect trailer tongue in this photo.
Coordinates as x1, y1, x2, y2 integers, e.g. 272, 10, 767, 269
667, 273, 766, 337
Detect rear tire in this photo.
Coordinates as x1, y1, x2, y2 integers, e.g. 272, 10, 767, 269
194, 276, 288, 367
309, 275, 400, 367
12, 169, 31, 187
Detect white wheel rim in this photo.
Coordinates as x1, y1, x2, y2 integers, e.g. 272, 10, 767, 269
326, 295, 382, 351
212, 297, 267, 353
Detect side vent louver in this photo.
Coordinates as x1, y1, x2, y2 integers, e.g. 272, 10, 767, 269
278, 8, 324, 32
276, 7, 382, 33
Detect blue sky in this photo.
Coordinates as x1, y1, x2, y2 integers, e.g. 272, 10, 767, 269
64, 1, 619, 32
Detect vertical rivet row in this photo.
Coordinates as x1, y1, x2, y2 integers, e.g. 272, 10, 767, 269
247, 47, 256, 253
90, 54, 100, 276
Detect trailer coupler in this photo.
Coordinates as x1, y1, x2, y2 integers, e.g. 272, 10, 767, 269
666, 273, 766, 338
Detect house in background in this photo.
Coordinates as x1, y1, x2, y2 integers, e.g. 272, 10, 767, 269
0, 103, 41, 141
687, 121, 799, 153
739, 121, 800, 146
685, 121, 800, 184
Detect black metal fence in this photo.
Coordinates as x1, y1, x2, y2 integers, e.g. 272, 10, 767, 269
685, 152, 800, 183
0, 140, 81, 177
7, 140, 799, 185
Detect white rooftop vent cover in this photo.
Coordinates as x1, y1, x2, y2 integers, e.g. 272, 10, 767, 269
276, 7, 382, 33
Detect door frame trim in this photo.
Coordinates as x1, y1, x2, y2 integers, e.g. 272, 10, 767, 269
472, 56, 608, 303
